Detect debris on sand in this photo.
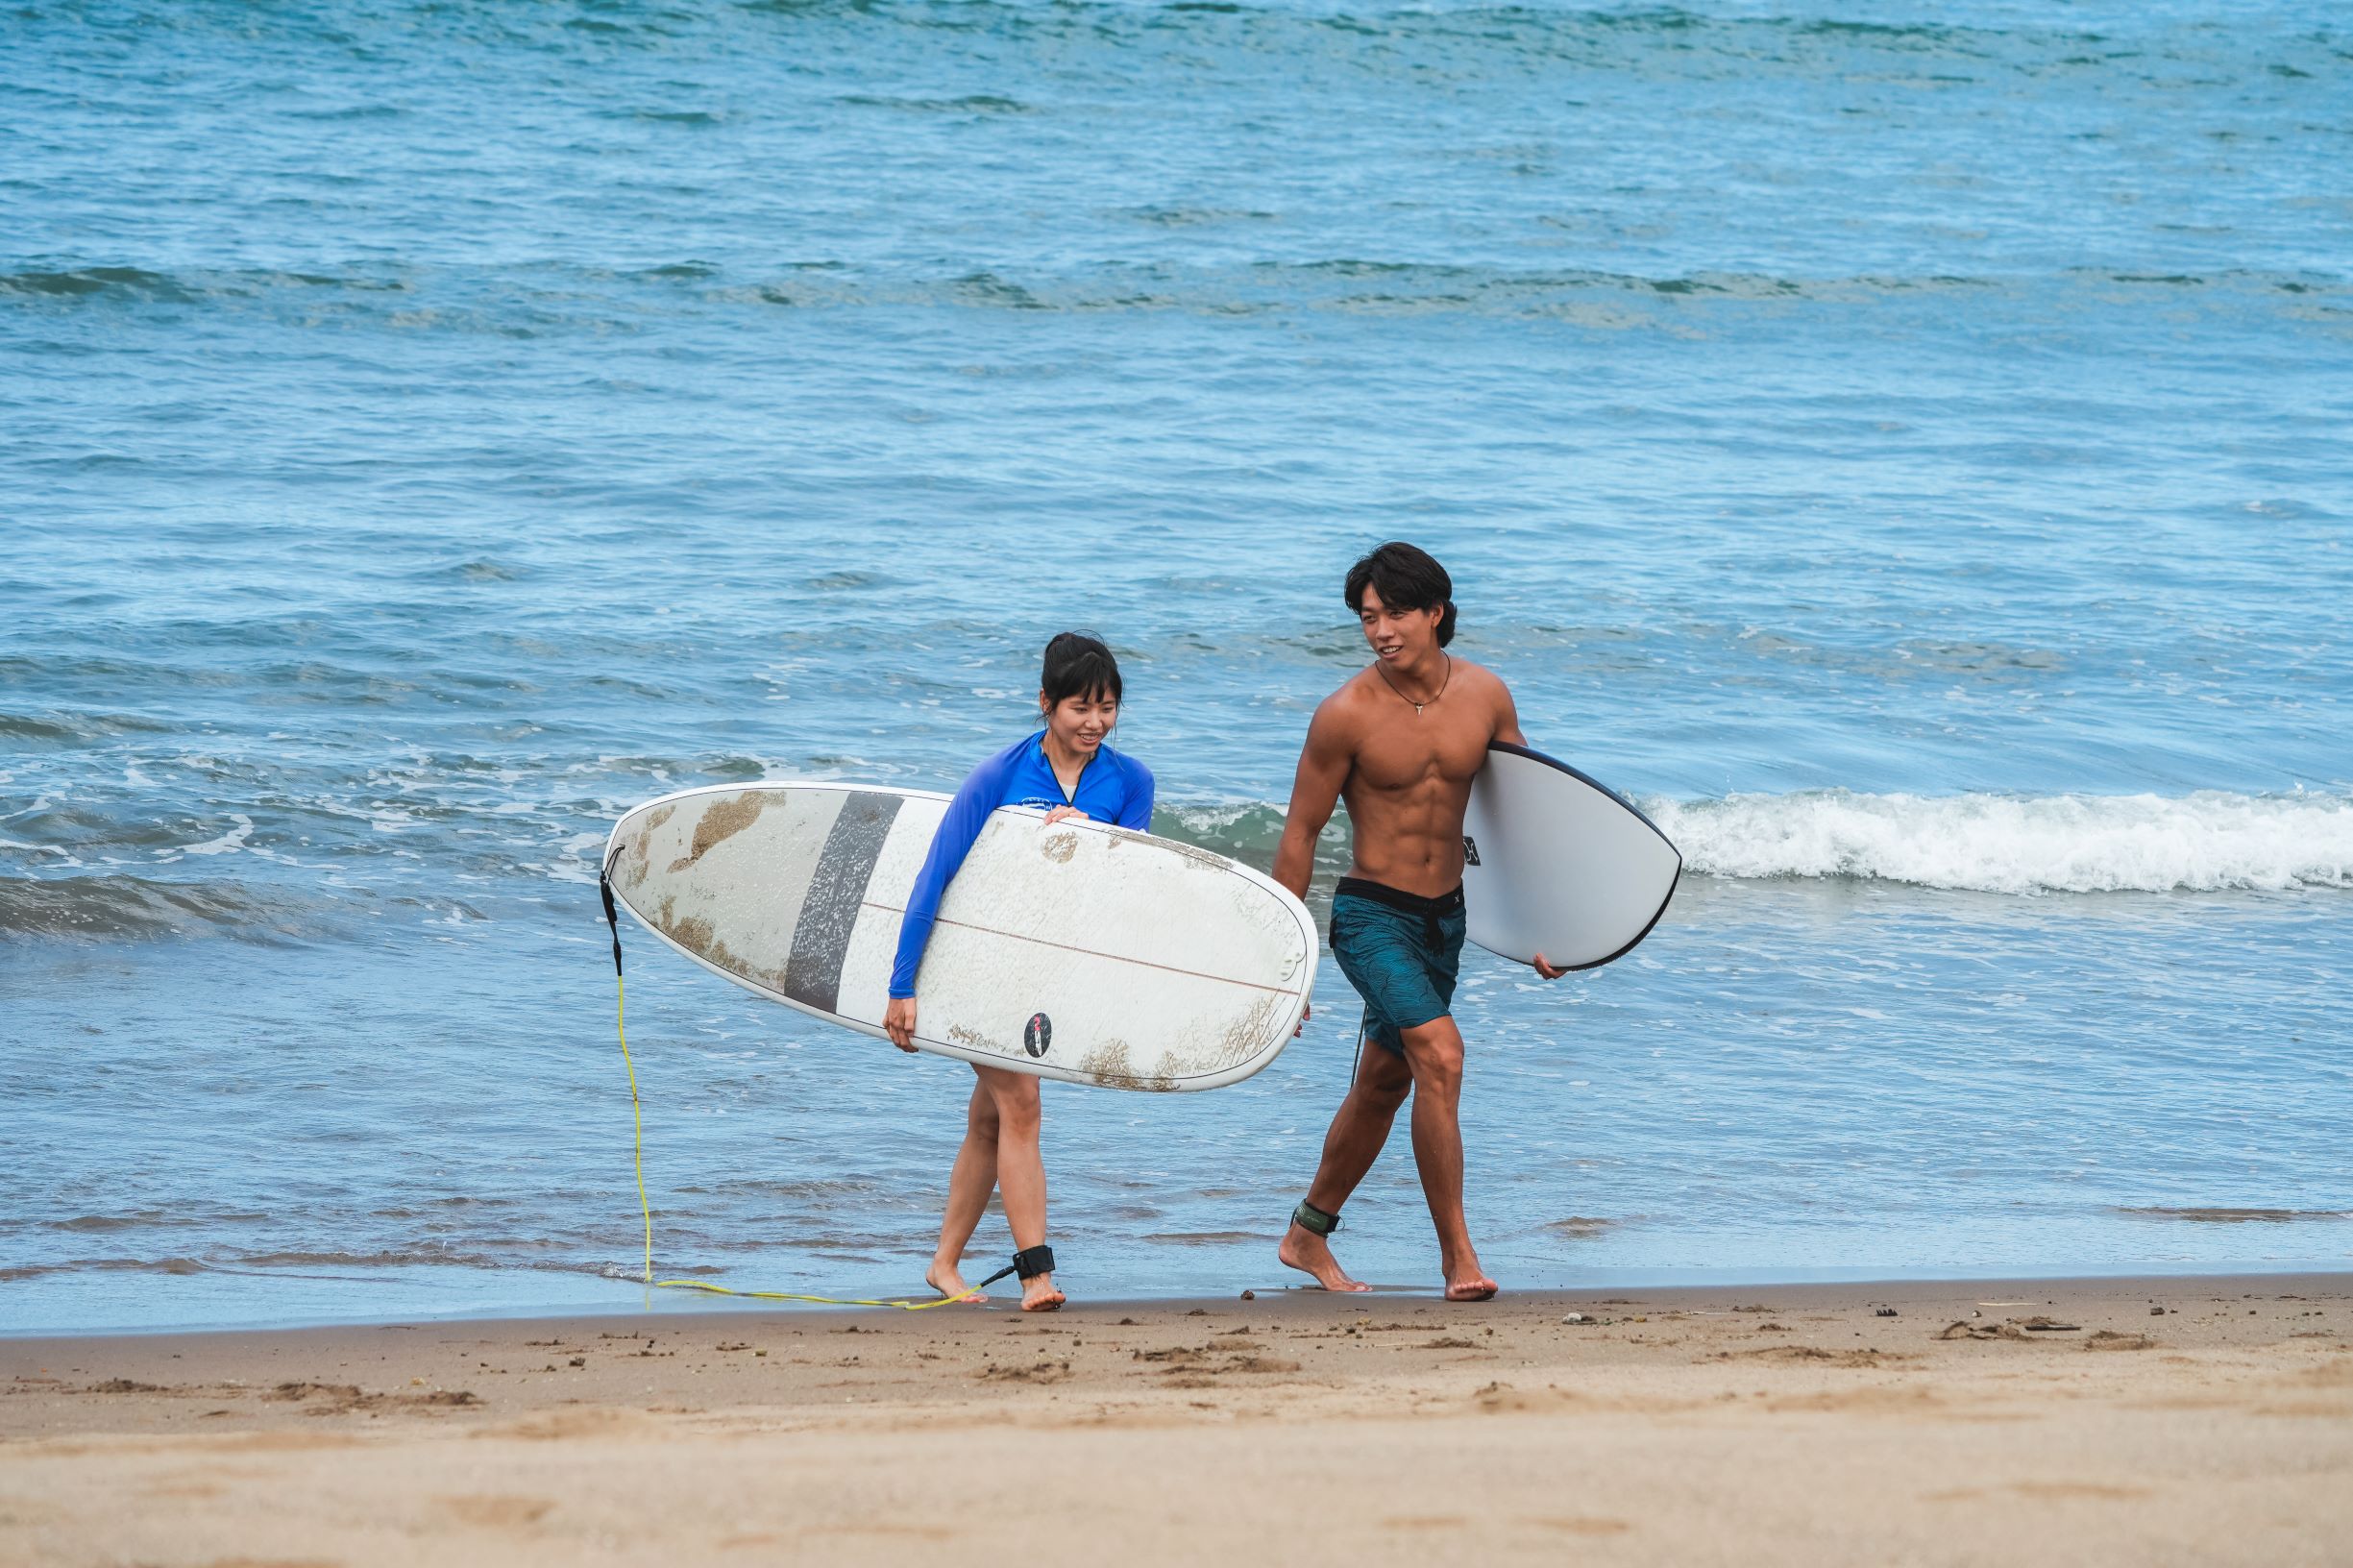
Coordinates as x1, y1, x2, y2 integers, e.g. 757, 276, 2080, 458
1938, 1316, 2081, 1341
979, 1360, 1070, 1384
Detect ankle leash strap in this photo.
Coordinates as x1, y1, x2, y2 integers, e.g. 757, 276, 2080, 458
976, 1245, 1057, 1288
1291, 1200, 1339, 1237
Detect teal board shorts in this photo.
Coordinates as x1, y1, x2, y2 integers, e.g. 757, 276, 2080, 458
1328, 876, 1467, 1057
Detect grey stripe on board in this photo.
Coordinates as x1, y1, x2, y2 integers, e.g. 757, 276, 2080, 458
782, 792, 905, 1014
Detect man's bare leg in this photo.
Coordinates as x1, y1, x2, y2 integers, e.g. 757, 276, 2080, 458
1278, 1041, 1413, 1291
976, 1064, 1064, 1311
925, 1074, 1000, 1301
1399, 1016, 1496, 1300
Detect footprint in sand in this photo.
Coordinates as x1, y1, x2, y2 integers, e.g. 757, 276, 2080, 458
1525, 1517, 1634, 1535
1928, 1482, 2150, 1504
439, 1493, 554, 1528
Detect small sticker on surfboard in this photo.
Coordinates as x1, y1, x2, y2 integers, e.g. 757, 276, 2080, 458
1462, 835, 1481, 867
1023, 1013, 1052, 1058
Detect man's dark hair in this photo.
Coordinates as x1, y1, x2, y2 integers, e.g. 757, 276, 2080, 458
1040, 631, 1123, 708
1344, 542, 1457, 648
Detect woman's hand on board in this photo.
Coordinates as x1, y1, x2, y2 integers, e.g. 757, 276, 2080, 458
1042, 805, 1090, 826
883, 996, 919, 1053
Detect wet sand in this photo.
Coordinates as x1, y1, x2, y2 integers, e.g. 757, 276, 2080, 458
4, 1274, 2349, 1566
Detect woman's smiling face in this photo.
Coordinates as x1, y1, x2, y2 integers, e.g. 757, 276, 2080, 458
1041, 689, 1119, 754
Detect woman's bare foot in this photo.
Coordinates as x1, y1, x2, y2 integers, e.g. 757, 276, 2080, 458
925, 1261, 987, 1304
1020, 1272, 1066, 1311
1442, 1251, 1498, 1302
1278, 1222, 1371, 1292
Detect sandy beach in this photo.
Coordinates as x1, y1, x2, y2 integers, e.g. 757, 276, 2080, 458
5, 1273, 2347, 1566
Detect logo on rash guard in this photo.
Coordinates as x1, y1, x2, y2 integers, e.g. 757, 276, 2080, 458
1023, 1014, 1052, 1058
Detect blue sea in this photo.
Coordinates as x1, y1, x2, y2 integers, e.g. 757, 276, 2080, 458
4, 0, 2349, 1334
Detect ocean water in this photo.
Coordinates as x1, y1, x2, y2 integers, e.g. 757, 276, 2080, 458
4, 0, 2349, 1334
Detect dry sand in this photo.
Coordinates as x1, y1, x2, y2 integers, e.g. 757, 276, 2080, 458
4, 1274, 2348, 1566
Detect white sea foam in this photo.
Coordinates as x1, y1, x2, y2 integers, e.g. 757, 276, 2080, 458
1645, 790, 2353, 894
179, 813, 255, 858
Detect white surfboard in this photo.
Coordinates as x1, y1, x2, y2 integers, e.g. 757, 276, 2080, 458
602, 783, 1315, 1092
1460, 742, 1680, 969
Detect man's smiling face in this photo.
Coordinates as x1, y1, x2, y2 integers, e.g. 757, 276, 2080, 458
1356, 583, 1443, 665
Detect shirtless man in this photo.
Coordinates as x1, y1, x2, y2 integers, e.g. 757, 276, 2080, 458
1273, 542, 1564, 1301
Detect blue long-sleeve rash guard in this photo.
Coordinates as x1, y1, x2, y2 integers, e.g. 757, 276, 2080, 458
888, 732, 1155, 999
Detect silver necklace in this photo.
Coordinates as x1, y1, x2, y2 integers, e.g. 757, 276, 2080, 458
1374, 651, 1451, 715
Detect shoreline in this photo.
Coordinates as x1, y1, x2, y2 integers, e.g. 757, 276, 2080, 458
12, 1260, 2350, 1342
10, 1270, 2351, 1363
7, 1272, 2346, 1564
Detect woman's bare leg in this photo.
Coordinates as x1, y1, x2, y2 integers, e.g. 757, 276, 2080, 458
975, 1064, 1062, 1310
925, 1074, 1000, 1300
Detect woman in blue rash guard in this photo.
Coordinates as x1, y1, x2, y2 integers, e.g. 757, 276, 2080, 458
882, 632, 1154, 1311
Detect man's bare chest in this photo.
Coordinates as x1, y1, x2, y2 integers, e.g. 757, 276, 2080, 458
1348, 720, 1489, 795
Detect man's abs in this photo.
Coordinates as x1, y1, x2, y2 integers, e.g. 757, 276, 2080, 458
1340, 771, 1476, 897
1341, 708, 1492, 895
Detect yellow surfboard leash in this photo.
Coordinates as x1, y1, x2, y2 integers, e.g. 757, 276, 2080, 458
602, 858, 985, 1311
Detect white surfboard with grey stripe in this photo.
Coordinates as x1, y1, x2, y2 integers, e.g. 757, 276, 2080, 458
603, 783, 1315, 1091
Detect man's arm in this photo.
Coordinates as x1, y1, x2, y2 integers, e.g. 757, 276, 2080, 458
1491, 671, 1528, 749
1271, 698, 1352, 902
1483, 674, 1568, 981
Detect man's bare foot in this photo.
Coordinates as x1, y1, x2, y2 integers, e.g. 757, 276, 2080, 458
925, 1261, 987, 1304
1442, 1255, 1499, 1302
1279, 1222, 1372, 1292
1020, 1272, 1066, 1311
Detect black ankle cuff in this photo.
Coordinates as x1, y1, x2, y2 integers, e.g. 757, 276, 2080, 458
1291, 1200, 1339, 1237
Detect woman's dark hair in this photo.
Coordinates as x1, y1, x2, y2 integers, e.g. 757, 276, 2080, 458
1040, 631, 1123, 708
1344, 542, 1457, 648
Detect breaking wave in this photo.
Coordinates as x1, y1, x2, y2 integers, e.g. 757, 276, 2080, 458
1645, 790, 2353, 895
1164, 790, 2353, 896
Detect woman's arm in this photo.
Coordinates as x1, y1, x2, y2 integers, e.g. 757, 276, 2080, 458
1115, 759, 1154, 832
888, 750, 1015, 1011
